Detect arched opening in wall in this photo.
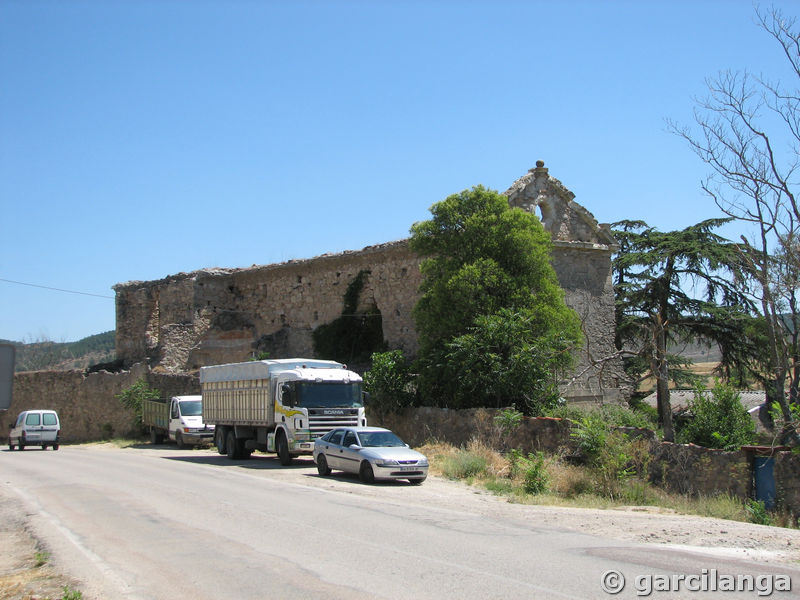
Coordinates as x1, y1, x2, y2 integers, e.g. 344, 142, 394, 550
535, 200, 554, 234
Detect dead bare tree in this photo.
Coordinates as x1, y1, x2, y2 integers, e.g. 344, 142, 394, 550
670, 6, 800, 444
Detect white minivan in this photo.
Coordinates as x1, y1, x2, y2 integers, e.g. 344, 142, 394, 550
8, 410, 61, 451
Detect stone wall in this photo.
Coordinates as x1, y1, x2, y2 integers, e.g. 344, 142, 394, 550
2, 365, 198, 443
113, 162, 629, 403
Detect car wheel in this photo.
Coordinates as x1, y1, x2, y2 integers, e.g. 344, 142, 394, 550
18, 442, 25, 451
215, 428, 226, 455
176, 431, 185, 449
359, 461, 375, 484
277, 432, 292, 466
41, 445, 47, 450
408, 477, 426, 485
8, 440, 15, 451
317, 454, 331, 476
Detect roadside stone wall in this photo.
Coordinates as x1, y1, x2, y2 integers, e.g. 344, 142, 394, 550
1, 365, 198, 443
113, 162, 629, 403
647, 442, 752, 498
775, 452, 800, 512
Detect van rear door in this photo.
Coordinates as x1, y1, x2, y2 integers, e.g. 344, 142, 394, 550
40, 412, 59, 442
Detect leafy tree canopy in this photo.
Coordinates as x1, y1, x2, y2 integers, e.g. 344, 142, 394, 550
410, 186, 582, 413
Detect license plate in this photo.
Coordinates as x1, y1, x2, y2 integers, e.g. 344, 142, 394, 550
397, 466, 416, 471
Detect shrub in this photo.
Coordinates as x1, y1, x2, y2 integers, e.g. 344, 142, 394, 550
363, 350, 414, 415
521, 451, 549, 494
116, 379, 160, 433
745, 499, 774, 526
441, 451, 488, 480
676, 382, 756, 450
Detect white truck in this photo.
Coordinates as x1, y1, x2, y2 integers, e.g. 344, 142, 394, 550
200, 358, 367, 463
141, 395, 215, 448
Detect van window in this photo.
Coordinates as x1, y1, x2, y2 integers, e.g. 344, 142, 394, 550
42, 413, 57, 426
25, 413, 41, 426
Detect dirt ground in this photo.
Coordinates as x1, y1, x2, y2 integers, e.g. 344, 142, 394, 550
0, 491, 81, 600
3, 444, 800, 599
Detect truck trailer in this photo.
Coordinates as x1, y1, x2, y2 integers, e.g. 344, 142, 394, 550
141, 395, 215, 448
200, 359, 367, 463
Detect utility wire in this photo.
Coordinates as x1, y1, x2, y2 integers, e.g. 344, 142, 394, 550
0, 278, 114, 299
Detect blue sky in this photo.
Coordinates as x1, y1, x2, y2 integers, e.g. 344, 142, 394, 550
1, 0, 798, 343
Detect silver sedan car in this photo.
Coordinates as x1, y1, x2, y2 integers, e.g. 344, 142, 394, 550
313, 426, 428, 484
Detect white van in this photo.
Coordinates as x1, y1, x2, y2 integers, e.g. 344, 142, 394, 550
8, 409, 61, 451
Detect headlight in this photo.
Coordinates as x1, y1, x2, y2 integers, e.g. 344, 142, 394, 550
374, 458, 399, 467
417, 458, 429, 467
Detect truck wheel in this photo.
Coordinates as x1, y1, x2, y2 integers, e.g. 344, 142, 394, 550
276, 432, 292, 466
53, 443, 59, 451
359, 461, 375, 484
226, 430, 240, 460
150, 428, 162, 445
176, 431, 186, 449
215, 428, 226, 455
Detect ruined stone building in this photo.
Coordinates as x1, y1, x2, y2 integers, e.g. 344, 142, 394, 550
113, 162, 628, 403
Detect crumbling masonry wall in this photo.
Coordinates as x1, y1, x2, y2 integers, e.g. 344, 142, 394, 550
113, 163, 629, 403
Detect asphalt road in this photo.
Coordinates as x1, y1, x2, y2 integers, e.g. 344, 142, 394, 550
2, 445, 799, 599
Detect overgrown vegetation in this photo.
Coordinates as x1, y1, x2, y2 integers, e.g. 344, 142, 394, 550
313, 269, 386, 365
421, 439, 797, 528
115, 379, 160, 434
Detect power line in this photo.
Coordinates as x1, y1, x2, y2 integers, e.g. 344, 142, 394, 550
0, 278, 114, 299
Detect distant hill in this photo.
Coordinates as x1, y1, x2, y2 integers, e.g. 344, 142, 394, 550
1, 331, 116, 372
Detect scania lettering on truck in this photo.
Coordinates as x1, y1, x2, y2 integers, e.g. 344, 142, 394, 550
141, 395, 214, 448
200, 359, 367, 463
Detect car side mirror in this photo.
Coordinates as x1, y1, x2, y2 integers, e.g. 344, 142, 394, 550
349, 444, 362, 450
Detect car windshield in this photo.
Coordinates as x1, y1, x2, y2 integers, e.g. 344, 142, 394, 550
295, 382, 363, 409
358, 431, 406, 447
179, 400, 202, 416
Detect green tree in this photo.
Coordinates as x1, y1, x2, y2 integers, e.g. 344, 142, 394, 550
410, 185, 582, 413
612, 218, 754, 441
